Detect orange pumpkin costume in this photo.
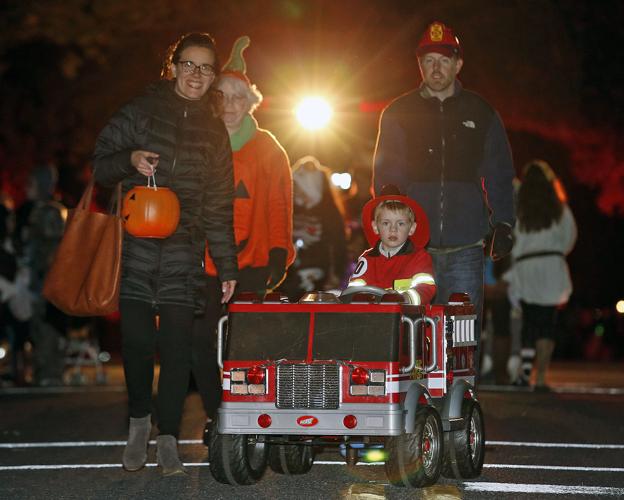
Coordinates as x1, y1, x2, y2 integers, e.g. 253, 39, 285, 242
204, 126, 295, 276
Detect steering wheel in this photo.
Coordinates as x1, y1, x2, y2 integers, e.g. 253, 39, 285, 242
339, 285, 401, 303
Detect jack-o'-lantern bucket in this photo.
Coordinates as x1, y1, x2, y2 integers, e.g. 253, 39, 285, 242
122, 175, 180, 238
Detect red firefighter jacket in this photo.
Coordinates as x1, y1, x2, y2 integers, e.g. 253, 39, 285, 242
348, 240, 436, 305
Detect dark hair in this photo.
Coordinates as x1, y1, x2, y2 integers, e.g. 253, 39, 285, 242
517, 160, 564, 232
160, 32, 220, 79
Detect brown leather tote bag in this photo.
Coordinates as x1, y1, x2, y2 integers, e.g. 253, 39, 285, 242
43, 178, 122, 316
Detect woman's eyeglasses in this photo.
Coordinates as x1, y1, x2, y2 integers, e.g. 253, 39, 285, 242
177, 60, 216, 77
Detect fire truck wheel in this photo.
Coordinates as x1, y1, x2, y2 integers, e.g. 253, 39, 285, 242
441, 399, 485, 479
207, 421, 268, 485
268, 441, 314, 474
385, 406, 443, 487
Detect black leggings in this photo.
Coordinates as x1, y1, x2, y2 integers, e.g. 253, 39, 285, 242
191, 267, 269, 419
120, 299, 194, 437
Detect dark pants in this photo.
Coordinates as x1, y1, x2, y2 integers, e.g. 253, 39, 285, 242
191, 267, 269, 419
430, 245, 484, 376
520, 301, 558, 346
120, 299, 194, 437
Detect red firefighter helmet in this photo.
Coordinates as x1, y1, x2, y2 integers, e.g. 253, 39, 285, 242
361, 192, 430, 248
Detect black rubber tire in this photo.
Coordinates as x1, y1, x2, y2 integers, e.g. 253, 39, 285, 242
441, 398, 485, 479
385, 406, 443, 487
268, 440, 315, 474
208, 419, 268, 485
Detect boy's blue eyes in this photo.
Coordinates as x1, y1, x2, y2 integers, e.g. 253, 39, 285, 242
380, 221, 407, 227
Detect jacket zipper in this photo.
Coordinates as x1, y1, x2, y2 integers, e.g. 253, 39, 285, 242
439, 100, 445, 246
170, 107, 187, 176
153, 106, 187, 307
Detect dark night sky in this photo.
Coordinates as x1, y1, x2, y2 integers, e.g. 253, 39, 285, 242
1, 0, 623, 309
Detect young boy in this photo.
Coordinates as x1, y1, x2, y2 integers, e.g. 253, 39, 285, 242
347, 194, 436, 305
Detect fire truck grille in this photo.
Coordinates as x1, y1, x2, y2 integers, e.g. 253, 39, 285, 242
276, 364, 340, 409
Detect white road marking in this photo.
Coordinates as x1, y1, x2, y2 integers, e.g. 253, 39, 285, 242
2, 439, 623, 449
464, 482, 624, 496
2, 461, 623, 474
487, 441, 624, 449
0, 463, 209, 471
483, 464, 624, 472
0, 439, 204, 448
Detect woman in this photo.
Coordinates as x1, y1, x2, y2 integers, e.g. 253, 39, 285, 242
191, 36, 294, 442
93, 32, 238, 476
506, 160, 577, 390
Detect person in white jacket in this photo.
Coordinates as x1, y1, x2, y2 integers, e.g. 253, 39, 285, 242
506, 160, 577, 390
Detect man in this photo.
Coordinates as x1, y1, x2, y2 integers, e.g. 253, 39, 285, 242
373, 21, 515, 377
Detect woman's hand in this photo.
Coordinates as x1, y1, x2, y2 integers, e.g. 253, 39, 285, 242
131, 150, 160, 176
221, 280, 237, 303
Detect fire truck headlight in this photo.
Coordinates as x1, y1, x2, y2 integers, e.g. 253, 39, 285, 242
369, 370, 385, 384
231, 383, 249, 395
248, 384, 266, 394
350, 385, 368, 396
367, 385, 385, 396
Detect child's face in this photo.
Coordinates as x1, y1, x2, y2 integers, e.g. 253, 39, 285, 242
372, 208, 416, 250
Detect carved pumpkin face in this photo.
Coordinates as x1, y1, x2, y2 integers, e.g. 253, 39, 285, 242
122, 186, 180, 238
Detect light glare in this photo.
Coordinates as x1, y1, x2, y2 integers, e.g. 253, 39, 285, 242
295, 97, 333, 130
616, 300, 624, 314
331, 172, 352, 190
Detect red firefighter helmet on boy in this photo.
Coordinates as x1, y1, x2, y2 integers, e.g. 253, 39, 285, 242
361, 189, 430, 248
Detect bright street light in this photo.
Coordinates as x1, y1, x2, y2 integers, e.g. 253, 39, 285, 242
295, 96, 333, 130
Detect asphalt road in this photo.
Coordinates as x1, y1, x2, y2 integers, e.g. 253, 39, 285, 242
1, 364, 623, 500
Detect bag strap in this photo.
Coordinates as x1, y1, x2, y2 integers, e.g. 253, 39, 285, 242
77, 177, 96, 210
111, 183, 122, 216
79, 177, 122, 216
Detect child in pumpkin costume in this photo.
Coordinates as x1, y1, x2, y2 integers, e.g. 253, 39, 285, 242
192, 37, 295, 442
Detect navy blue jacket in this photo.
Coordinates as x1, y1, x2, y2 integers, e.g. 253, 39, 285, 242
373, 83, 515, 248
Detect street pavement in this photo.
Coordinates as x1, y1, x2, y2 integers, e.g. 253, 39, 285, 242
1, 360, 623, 499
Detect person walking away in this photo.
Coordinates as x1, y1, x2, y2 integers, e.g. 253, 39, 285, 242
93, 32, 238, 476
505, 160, 576, 390
373, 21, 515, 377
191, 36, 294, 444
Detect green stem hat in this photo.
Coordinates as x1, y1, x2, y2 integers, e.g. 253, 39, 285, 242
221, 35, 251, 85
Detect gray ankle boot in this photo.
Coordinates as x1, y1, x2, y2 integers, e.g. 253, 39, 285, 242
156, 435, 186, 476
122, 415, 152, 471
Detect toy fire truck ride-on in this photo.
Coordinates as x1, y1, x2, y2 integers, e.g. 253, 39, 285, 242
207, 287, 485, 488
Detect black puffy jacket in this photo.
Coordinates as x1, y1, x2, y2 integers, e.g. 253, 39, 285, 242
93, 80, 238, 309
